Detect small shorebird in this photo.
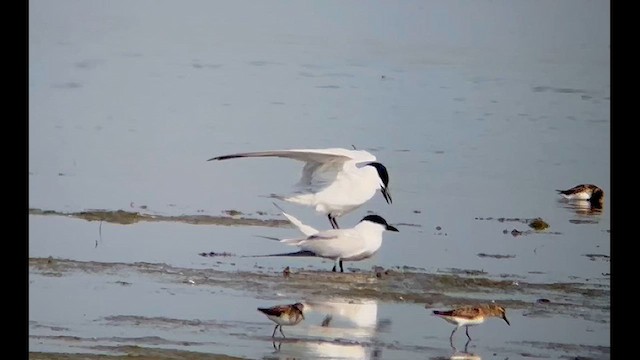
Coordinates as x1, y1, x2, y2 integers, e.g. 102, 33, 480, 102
208, 147, 392, 229
431, 304, 511, 342
258, 302, 305, 338
251, 212, 399, 273
556, 184, 604, 204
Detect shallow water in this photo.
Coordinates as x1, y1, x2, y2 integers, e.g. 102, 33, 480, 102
29, 0, 610, 359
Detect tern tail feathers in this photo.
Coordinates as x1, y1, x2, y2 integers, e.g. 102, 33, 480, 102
243, 250, 318, 258
279, 238, 306, 245
254, 235, 282, 241
281, 213, 319, 236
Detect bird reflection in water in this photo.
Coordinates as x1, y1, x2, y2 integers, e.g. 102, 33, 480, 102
556, 184, 605, 216
280, 298, 385, 359
449, 339, 481, 360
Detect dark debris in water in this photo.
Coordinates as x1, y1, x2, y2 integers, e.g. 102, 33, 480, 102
477, 253, 516, 259
569, 219, 599, 224
477, 216, 554, 230
505, 228, 562, 237
199, 252, 236, 257
528, 218, 550, 231
583, 254, 610, 262
531, 85, 589, 94
395, 222, 422, 228
476, 216, 529, 223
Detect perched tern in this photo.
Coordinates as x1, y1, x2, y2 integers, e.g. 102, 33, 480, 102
250, 211, 399, 272
257, 302, 305, 338
208, 147, 392, 229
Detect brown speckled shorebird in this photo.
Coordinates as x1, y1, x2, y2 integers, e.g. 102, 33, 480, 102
556, 184, 604, 208
431, 304, 510, 343
258, 302, 305, 338
556, 184, 602, 200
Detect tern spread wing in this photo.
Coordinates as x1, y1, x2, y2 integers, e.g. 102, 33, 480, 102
208, 148, 376, 163
208, 148, 377, 192
279, 233, 338, 245
292, 229, 367, 259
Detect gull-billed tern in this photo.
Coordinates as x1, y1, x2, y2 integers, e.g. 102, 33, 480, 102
250, 209, 399, 272
208, 147, 392, 229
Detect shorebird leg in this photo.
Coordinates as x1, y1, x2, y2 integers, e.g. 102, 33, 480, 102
272, 325, 278, 338
321, 315, 333, 327
339, 260, 344, 273
279, 325, 286, 338
450, 327, 457, 342
464, 338, 471, 352
465, 325, 472, 340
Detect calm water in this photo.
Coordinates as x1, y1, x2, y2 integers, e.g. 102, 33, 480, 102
29, 1, 610, 359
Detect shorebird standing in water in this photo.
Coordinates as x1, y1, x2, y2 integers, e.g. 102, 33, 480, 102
556, 183, 604, 208
431, 304, 511, 343
257, 302, 305, 338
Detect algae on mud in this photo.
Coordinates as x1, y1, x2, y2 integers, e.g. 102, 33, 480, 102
29, 255, 610, 359
28, 208, 290, 227
29, 257, 609, 321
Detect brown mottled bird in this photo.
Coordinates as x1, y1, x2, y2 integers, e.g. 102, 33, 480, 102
257, 302, 305, 338
556, 184, 604, 208
431, 304, 510, 342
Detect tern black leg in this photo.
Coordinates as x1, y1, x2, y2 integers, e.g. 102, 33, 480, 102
339, 260, 344, 272
328, 215, 339, 229
332, 258, 339, 272
465, 326, 471, 340
272, 325, 278, 338
279, 326, 286, 338
449, 327, 457, 343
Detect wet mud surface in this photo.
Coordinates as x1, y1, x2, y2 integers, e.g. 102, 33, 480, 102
29, 257, 609, 320
29, 255, 610, 359
30, 347, 244, 360
29, 208, 609, 359
28, 208, 291, 228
